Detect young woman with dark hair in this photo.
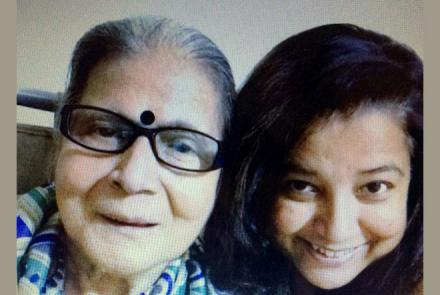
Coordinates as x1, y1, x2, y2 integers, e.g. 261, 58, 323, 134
204, 24, 423, 294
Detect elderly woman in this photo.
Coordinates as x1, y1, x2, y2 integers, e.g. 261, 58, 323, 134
204, 24, 423, 294
17, 16, 235, 294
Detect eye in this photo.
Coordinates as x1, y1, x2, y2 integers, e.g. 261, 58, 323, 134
363, 181, 391, 193
79, 121, 121, 137
95, 126, 132, 141
283, 179, 319, 201
358, 181, 394, 200
167, 139, 196, 154
170, 142, 194, 153
288, 180, 317, 193
96, 126, 118, 137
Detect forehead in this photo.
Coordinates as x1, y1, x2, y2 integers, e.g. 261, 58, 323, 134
79, 49, 223, 137
291, 109, 410, 170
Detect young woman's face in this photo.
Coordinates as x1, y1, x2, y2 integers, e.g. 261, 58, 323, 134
55, 50, 223, 276
271, 109, 410, 289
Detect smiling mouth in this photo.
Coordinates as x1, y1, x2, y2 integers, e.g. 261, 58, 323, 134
100, 214, 158, 228
301, 238, 368, 260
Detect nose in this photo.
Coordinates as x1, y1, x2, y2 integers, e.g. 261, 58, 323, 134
316, 189, 360, 243
111, 136, 161, 195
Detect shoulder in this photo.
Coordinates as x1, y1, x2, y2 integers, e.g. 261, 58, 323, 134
17, 185, 57, 238
17, 185, 57, 218
17, 185, 60, 267
187, 240, 257, 295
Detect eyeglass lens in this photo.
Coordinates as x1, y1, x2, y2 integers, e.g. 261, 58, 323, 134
69, 109, 134, 151
66, 107, 219, 171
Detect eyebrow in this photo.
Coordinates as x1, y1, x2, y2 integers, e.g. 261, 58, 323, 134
285, 163, 405, 177
285, 162, 318, 176
157, 119, 212, 135
360, 165, 405, 176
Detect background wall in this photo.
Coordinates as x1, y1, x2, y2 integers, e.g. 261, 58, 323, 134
17, 0, 423, 127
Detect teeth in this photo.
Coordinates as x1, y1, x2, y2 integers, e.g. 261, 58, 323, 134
308, 242, 358, 258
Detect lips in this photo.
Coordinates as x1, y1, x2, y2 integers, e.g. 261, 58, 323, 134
100, 213, 159, 228
300, 237, 368, 264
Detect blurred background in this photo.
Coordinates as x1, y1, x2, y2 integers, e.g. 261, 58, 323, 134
17, 0, 423, 127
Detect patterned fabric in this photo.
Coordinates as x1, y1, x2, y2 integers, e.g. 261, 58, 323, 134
17, 186, 224, 294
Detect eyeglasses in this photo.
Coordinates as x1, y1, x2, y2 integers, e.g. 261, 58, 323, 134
59, 104, 223, 172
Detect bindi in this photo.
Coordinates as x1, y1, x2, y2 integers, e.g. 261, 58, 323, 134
140, 110, 155, 125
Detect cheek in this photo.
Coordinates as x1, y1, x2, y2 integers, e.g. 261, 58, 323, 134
360, 200, 407, 239
272, 198, 315, 236
164, 171, 220, 221
55, 146, 114, 192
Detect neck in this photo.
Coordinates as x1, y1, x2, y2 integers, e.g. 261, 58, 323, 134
292, 271, 318, 295
63, 237, 167, 295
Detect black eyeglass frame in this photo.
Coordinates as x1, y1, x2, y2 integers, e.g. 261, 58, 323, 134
59, 104, 224, 172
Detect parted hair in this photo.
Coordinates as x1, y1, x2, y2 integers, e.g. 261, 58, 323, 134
56, 15, 235, 136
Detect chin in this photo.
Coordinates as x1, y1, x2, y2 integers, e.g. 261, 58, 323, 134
312, 279, 351, 290
99, 248, 164, 275
299, 269, 359, 290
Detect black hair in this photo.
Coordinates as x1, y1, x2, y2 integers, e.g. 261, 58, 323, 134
203, 23, 422, 295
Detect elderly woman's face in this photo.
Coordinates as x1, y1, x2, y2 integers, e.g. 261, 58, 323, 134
55, 51, 223, 275
272, 109, 410, 289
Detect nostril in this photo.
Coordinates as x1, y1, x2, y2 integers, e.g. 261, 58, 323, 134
111, 179, 122, 190
110, 170, 123, 190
